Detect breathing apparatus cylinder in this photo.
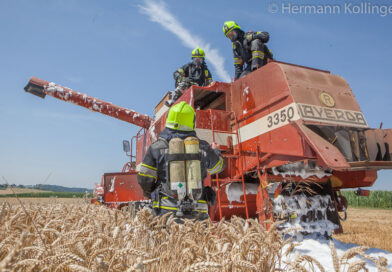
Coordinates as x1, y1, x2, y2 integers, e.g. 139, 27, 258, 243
169, 138, 187, 201
184, 136, 202, 200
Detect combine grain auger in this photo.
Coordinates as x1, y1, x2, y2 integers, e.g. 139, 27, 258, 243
25, 60, 392, 235
24, 77, 153, 129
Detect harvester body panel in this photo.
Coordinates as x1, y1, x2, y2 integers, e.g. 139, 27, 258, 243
102, 172, 146, 206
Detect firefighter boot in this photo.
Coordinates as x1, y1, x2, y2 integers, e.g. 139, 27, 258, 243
164, 94, 174, 107
164, 86, 185, 107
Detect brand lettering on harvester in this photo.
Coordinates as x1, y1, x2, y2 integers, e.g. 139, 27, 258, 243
297, 103, 368, 127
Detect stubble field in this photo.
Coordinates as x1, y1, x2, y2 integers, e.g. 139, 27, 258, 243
333, 207, 392, 252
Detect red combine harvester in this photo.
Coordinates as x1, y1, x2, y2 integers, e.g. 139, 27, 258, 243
24, 60, 392, 234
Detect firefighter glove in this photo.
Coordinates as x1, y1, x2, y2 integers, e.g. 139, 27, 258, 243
143, 190, 151, 198
177, 76, 185, 83
151, 190, 157, 200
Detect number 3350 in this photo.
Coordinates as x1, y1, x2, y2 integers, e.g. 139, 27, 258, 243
267, 107, 295, 128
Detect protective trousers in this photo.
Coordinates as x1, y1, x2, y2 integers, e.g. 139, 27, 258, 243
250, 39, 266, 71
238, 39, 267, 79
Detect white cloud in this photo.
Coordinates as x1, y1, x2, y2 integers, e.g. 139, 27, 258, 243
138, 0, 231, 82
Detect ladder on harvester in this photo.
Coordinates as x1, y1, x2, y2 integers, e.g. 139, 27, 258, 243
208, 110, 249, 220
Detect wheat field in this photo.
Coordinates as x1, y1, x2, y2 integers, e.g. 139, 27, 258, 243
0, 188, 49, 195
0, 200, 389, 271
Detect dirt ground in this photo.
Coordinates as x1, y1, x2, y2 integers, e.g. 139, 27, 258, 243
333, 207, 392, 252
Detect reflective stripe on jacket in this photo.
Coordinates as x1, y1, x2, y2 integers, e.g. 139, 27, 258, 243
153, 197, 208, 213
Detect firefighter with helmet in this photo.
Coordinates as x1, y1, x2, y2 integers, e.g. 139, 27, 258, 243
137, 102, 224, 220
165, 47, 213, 107
223, 21, 273, 80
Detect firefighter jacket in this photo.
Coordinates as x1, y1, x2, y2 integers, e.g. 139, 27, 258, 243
173, 61, 213, 87
232, 30, 273, 80
137, 128, 224, 213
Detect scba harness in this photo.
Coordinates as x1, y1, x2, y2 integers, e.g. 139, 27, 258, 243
153, 137, 208, 217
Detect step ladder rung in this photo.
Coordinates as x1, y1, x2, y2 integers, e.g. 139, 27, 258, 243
219, 204, 247, 208
218, 182, 244, 188
213, 179, 243, 182
222, 154, 240, 158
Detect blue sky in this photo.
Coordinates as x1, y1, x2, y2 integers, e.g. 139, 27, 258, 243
0, 0, 391, 190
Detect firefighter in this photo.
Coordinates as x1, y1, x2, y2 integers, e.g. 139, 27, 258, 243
223, 21, 273, 80
165, 47, 213, 107
137, 102, 224, 220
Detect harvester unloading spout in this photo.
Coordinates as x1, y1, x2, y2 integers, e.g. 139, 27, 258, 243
24, 77, 153, 129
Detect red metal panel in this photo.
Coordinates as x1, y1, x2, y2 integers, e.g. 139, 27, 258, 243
195, 110, 212, 130
135, 131, 147, 166
333, 170, 377, 188
230, 123, 316, 175
283, 64, 363, 112
103, 172, 146, 203
231, 62, 291, 121
209, 192, 257, 221
195, 110, 231, 131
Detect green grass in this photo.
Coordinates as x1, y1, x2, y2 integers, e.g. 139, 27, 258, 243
0, 192, 93, 198
342, 190, 392, 209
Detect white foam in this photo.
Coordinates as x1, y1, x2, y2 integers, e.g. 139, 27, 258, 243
225, 183, 258, 203
273, 194, 338, 236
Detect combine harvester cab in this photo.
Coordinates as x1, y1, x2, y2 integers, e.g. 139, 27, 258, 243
25, 60, 392, 234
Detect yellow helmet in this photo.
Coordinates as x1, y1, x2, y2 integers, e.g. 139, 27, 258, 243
166, 102, 195, 131
223, 21, 241, 37
191, 47, 205, 59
